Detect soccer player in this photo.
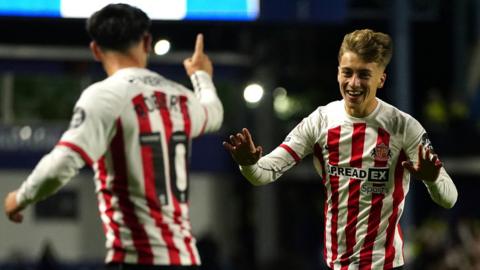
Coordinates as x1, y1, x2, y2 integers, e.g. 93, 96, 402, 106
223, 29, 457, 270
4, 4, 223, 270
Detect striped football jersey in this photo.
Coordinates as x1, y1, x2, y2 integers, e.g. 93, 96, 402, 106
58, 68, 223, 266
240, 98, 456, 270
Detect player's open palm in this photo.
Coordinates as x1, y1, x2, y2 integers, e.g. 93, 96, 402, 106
223, 128, 263, 166
402, 144, 442, 182
184, 33, 213, 77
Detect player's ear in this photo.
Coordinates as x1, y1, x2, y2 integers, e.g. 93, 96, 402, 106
90, 41, 102, 61
378, 73, 387, 88
143, 34, 152, 53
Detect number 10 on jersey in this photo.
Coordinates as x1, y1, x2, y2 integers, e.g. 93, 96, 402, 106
140, 131, 190, 206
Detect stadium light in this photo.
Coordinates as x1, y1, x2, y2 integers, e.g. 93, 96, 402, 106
19, 126, 32, 141
243, 83, 264, 104
154, 39, 171, 55
273, 87, 289, 115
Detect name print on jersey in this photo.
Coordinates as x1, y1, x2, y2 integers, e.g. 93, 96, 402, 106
134, 92, 182, 117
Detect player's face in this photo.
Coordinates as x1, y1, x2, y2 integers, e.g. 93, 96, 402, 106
337, 51, 386, 117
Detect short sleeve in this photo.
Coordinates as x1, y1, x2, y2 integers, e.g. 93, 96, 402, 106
58, 87, 124, 165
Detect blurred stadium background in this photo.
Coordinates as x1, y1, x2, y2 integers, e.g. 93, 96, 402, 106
1, 0, 480, 269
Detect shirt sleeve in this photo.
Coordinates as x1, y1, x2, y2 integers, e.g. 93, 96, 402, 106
58, 87, 124, 165
423, 167, 458, 209
240, 109, 320, 185
187, 71, 223, 138
404, 117, 458, 208
16, 146, 85, 208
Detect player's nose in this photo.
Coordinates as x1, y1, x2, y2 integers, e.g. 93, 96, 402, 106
348, 74, 361, 88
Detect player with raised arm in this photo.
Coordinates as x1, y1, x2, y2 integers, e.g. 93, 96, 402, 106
223, 29, 457, 270
4, 3, 223, 270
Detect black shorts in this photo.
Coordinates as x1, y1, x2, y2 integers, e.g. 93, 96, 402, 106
105, 263, 201, 270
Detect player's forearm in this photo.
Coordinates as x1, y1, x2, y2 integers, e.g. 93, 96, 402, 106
16, 146, 84, 208
239, 164, 276, 186
190, 70, 223, 132
239, 147, 297, 186
423, 167, 458, 209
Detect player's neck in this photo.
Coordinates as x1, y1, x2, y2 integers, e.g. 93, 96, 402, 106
102, 50, 148, 76
344, 98, 378, 118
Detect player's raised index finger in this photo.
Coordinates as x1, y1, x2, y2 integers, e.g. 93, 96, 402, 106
193, 33, 204, 58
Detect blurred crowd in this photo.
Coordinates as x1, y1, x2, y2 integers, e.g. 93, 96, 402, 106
410, 218, 480, 270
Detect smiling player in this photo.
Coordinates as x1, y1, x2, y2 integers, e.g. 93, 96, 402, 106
223, 29, 457, 270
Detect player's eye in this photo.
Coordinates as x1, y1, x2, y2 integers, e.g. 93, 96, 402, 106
342, 70, 353, 77
358, 72, 371, 79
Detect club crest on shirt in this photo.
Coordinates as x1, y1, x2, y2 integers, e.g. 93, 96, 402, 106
69, 107, 86, 129
370, 143, 391, 162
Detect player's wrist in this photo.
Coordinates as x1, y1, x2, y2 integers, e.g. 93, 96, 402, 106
190, 69, 212, 79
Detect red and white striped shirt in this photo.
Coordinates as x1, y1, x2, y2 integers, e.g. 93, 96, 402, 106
240, 98, 457, 270
16, 68, 223, 266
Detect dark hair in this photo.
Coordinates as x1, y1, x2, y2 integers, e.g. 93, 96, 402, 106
338, 29, 393, 68
86, 3, 151, 52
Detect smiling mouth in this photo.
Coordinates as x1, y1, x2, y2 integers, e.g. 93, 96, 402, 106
345, 90, 363, 97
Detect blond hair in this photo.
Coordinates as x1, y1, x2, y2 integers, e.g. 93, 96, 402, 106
338, 29, 393, 68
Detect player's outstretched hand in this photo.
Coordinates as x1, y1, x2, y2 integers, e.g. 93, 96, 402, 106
402, 144, 442, 182
4, 190, 24, 223
183, 33, 213, 77
223, 128, 263, 166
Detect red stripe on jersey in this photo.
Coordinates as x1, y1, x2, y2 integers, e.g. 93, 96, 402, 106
359, 128, 390, 270
155, 92, 173, 141
98, 156, 125, 262
57, 141, 93, 166
110, 119, 154, 264
383, 150, 406, 269
179, 95, 198, 265
340, 123, 366, 269
327, 126, 341, 268
279, 144, 301, 163
133, 94, 181, 265
313, 144, 327, 188
154, 92, 182, 265
180, 96, 191, 137
184, 235, 196, 265
314, 143, 329, 265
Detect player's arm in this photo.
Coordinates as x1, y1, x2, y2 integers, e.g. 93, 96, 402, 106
222, 128, 266, 185
4, 146, 84, 223
5, 88, 121, 223
224, 128, 288, 186
223, 111, 318, 185
403, 120, 458, 209
184, 34, 223, 134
